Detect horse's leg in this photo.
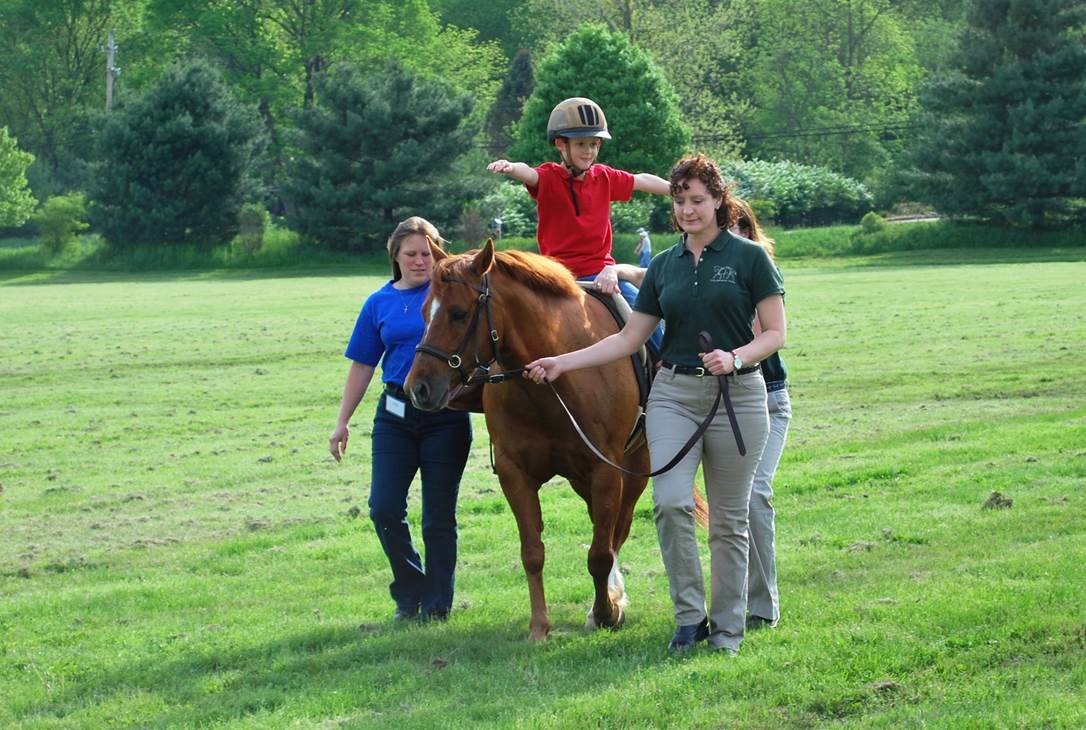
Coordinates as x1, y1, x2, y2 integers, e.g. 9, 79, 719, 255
497, 470, 550, 641
585, 448, 649, 629
574, 468, 627, 630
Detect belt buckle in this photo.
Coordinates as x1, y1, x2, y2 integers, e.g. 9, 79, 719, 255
694, 366, 706, 377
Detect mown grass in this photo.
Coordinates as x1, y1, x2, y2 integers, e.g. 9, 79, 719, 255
1, 250, 1085, 728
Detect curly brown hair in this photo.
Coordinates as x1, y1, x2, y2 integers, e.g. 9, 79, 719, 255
668, 154, 735, 232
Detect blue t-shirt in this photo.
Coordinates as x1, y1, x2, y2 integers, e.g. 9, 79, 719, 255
344, 280, 430, 386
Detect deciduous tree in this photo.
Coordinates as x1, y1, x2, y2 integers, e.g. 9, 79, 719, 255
0, 126, 36, 227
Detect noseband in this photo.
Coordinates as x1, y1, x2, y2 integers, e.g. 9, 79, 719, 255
414, 272, 525, 389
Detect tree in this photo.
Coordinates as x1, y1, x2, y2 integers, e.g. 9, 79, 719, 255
485, 49, 534, 156
431, 0, 521, 56
909, 0, 1086, 226
734, 0, 925, 181
284, 62, 476, 251
0, 126, 36, 227
508, 1, 747, 160
0, 0, 142, 195
89, 59, 266, 246
509, 24, 689, 177
143, 0, 503, 206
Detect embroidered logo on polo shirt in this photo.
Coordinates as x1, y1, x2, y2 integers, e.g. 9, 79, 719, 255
711, 265, 737, 284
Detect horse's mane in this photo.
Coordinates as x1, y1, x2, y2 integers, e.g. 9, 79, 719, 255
441, 249, 583, 299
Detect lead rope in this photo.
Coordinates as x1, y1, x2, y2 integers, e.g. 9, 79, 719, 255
542, 331, 745, 478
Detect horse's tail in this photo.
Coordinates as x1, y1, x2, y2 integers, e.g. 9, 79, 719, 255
692, 487, 709, 528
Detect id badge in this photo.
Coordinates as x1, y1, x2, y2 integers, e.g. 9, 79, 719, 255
385, 395, 406, 418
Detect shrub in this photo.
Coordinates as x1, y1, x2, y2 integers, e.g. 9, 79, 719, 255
749, 198, 778, 224
610, 197, 655, 234
34, 193, 88, 254
860, 211, 887, 234
722, 159, 872, 227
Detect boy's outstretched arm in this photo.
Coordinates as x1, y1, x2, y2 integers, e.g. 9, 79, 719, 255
632, 173, 670, 196
487, 160, 539, 187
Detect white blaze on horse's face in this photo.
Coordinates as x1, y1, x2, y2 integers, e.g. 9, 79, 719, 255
427, 297, 442, 331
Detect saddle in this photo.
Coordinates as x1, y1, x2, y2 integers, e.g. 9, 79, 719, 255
580, 284, 658, 451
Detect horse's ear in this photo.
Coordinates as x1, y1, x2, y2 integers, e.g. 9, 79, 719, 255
472, 238, 496, 275
427, 236, 448, 262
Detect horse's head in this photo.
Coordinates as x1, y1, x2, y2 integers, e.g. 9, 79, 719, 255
405, 239, 499, 411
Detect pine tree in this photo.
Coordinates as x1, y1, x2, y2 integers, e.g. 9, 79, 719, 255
485, 49, 534, 156
284, 63, 476, 251
89, 60, 266, 246
910, 0, 1086, 226
508, 24, 689, 176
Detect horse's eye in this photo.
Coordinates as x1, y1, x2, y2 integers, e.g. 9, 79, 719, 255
450, 309, 468, 322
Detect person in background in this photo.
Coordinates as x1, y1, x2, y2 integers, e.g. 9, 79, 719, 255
329, 216, 472, 623
731, 197, 791, 631
525, 154, 786, 655
635, 227, 653, 268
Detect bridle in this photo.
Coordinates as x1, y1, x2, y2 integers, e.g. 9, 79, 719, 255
413, 271, 525, 393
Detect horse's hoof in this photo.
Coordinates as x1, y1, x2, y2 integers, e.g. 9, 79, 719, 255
528, 626, 550, 642
585, 605, 625, 631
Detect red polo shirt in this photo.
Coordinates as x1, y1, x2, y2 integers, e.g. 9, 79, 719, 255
527, 162, 635, 278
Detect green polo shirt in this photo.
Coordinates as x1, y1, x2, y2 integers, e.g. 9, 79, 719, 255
634, 231, 784, 366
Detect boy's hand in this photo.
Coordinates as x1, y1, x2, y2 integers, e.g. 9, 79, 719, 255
486, 160, 538, 186
592, 266, 619, 295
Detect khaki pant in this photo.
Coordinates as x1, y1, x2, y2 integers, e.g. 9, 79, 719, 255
747, 385, 791, 623
646, 367, 768, 652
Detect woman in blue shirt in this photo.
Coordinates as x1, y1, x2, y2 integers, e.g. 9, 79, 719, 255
329, 216, 472, 622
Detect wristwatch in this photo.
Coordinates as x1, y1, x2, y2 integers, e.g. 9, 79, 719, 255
730, 351, 744, 372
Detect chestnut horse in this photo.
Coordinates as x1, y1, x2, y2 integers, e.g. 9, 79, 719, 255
405, 240, 649, 640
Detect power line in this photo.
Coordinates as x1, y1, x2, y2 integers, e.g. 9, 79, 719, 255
694, 121, 923, 143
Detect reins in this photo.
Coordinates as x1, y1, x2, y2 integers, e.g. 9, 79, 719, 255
543, 331, 745, 478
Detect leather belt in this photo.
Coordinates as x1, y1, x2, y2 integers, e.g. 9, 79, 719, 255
662, 360, 760, 377
384, 382, 407, 399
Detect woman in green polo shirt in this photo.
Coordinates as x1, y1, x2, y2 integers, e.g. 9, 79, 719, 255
526, 154, 786, 655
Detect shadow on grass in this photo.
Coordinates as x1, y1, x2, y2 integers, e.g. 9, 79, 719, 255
19, 616, 675, 726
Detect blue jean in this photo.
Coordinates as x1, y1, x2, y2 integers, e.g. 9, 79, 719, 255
369, 392, 472, 616
577, 276, 664, 352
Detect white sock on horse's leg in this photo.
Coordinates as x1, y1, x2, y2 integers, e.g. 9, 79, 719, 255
586, 554, 628, 630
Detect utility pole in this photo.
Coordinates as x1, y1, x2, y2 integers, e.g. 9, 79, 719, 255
105, 30, 120, 110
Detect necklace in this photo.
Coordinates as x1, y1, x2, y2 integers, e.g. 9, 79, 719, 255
395, 283, 427, 314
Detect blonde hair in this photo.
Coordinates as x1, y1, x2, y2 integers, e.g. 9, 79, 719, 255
732, 198, 776, 263
387, 216, 443, 281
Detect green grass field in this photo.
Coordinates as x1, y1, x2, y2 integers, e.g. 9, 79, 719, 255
2, 250, 1085, 728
